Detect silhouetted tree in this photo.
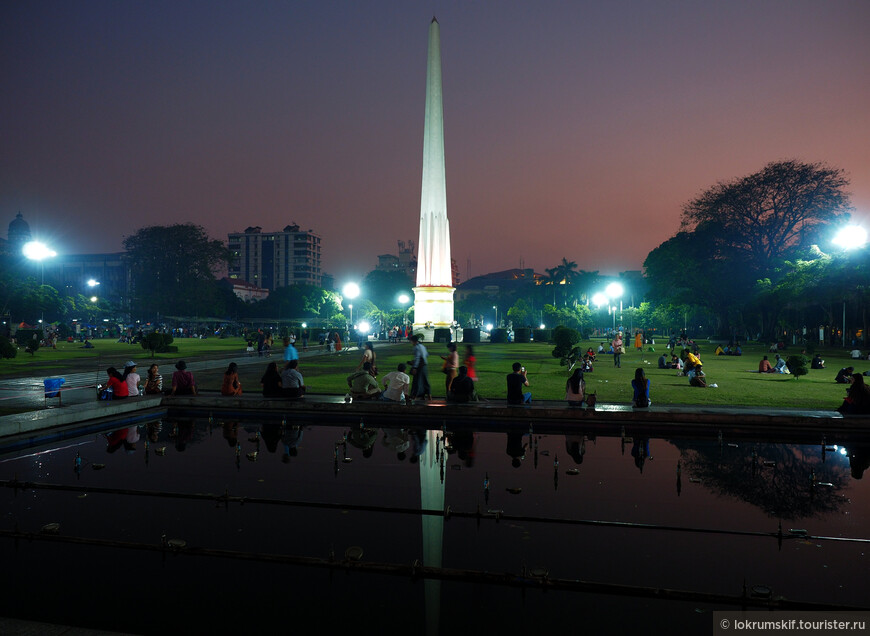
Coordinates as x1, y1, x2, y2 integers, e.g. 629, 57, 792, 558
124, 224, 230, 318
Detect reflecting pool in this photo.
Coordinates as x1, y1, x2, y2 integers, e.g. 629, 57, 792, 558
1, 418, 868, 635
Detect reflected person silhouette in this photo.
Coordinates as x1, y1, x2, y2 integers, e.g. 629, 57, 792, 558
506, 432, 526, 468
282, 426, 303, 463
631, 438, 650, 473
262, 423, 281, 453
849, 445, 870, 479
565, 435, 586, 465
382, 428, 410, 461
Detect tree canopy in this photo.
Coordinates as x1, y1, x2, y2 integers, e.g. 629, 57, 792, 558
124, 224, 230, 318
681, 160, 851, 275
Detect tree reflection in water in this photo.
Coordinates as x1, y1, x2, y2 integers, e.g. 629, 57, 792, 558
672, 441, 850, 521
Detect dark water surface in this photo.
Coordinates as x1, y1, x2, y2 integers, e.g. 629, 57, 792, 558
1, 418, 868, 635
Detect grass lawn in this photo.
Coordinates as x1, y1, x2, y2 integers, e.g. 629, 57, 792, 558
0, 337, 248, 375
282, 340, 858, 410
2, 336, 861, 410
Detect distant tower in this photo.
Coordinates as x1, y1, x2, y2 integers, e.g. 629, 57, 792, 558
7, 212, 31, 249
413, 17, 455, 332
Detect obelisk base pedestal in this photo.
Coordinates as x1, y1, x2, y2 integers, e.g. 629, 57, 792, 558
412, 286, 455, 340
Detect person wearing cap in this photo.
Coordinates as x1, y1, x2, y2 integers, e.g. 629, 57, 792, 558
170, 360, 197, 396
123, 361, 140, 397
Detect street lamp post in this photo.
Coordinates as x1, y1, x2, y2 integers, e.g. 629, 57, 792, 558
605, 282, 624, 333
833, 225, 868, 347
398, 294, 410, 336
23, 241, 56, 323
493, 305, 498, 329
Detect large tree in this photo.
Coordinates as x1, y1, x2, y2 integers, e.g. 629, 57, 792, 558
361, 270, 414, 310
681, 160, 851, 275
124, 224, 230, 318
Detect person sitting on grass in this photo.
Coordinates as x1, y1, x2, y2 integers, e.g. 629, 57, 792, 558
758, 355, 775, 373
689, 366, 708, 388
684, 349, 702, 373
347, 361, 381, 400
658, 354, 669, 369
811, 354, 825, 369
773, 354, 789, 374
835, 367, 854, 384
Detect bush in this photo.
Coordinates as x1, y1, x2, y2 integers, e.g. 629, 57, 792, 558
533, 329, 552, 343
462, 328, 481, 343
16, 329, 41, 354
433, 328, 452, 343
551, 326, 582, 368
490, 328, 509, 343
0, 337, 17, 359
513, 328, 531, 343
141, 332, 175, 355
786, 354, 809, 379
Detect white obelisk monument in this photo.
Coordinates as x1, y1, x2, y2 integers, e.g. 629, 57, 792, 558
413, 17, 455, 333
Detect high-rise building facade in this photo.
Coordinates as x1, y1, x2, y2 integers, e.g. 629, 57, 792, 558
227, 224, 322, 290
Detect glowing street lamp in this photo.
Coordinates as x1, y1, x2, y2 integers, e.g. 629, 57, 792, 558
591, 292, 607, 308
87, 279, 100, 288
90, 296, 98, 303
398, 293, 410, 333
606, 282, 624, 332
833, 225, 868, 250
833, 225, 867, 345
343, 283, 360, 326
23, 241, 56, 285
493, 305, 498, 328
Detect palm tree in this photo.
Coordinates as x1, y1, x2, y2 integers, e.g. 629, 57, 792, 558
545, 258, 580, 306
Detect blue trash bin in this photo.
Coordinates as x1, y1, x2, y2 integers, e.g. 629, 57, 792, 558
44, 377, 65, 399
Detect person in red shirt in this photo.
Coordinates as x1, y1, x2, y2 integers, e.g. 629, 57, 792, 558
104, 367, 129, 399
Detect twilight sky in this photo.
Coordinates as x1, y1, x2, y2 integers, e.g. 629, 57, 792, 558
2, 1, 868, 284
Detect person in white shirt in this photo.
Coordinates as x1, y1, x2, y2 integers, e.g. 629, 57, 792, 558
381, 363, 411, 402
123, 361, 141, 396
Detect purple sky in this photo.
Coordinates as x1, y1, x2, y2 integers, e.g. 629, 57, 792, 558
2, 1, 868, 284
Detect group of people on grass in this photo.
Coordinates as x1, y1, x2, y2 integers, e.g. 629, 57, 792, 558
99, 336, 870, 416
344, 338, 480, 404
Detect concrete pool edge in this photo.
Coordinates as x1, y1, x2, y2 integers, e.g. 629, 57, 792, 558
2, 393, 869, 442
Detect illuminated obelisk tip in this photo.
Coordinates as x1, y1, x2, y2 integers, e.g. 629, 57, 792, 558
413, 17, 455, 331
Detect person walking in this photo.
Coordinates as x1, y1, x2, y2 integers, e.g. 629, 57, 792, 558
612, 332, 624, 368
409, 335, 431, 400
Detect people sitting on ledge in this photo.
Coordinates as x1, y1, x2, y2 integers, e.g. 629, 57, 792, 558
835, 367, 854, 384
447, 366, 478, 403
838, 374, 870, 415
811, 354, 825, 369
281, 359, 306, 398
347, 362, 381, 400
381, 363, 410, 403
